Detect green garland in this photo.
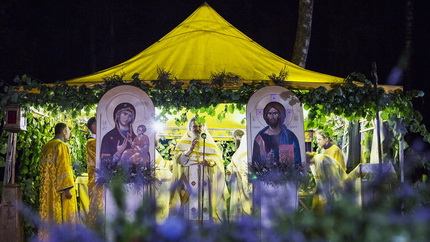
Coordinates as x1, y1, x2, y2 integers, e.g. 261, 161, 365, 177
1, 72, 428, 140
2, 71, 428, 172
1, 71, 429, 170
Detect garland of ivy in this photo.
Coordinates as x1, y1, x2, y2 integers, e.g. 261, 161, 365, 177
297, 72, 428, 141
1, 71, 429, 173
1, 71, 428, 139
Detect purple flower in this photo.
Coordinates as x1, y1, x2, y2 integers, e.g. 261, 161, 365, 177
157, 217, 187, 240
32, 224, 103, 242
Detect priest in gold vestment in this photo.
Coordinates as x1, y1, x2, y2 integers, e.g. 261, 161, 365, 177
309, 154, 346, 215
307, 130, 347, 215
154, 150, 173, 223
85, 117, 103, 227
315, 130, 346, 171
226, 134, 251, 220
39, 123, 77, 225
170, 117, 229, 222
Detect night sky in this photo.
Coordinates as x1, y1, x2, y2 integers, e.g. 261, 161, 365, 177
1, 0, 429, 126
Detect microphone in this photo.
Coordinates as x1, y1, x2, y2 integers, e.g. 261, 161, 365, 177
201, 133, 207, 139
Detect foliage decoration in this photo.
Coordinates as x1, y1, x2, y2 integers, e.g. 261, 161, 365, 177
1, 71, 429, 148
249, 161, 307, 186
268, 67, 290, 87
295, 72, 430, 143
96, 162, 158, 190
156, 137, 176, 162
2, 71, 429, 166
219, 140, 236, 167
210, 70, 241, 88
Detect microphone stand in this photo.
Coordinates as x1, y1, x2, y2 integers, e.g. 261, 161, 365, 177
201, 133, 213, 225
201, 133, 206, 226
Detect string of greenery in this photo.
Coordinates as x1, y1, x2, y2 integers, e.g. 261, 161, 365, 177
1, 71, 428, 140
2, 70, 428, 178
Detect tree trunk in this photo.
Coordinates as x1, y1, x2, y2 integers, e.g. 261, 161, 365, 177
387, 0, 413, 88
292, 0, 314, 68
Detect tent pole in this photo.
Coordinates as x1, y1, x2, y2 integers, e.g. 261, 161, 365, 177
400, 135, 405, 216
371, 62, 383, 166
399, 135, 405, 183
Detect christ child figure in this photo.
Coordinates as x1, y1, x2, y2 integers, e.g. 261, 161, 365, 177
120, 124, 150, 165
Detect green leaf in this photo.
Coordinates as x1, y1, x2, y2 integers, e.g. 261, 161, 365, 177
0, 157, 5, 167
11, 92, 18, 102
21, 166, 28, 175
0, 141, 7, 154
228, 104, 235, 114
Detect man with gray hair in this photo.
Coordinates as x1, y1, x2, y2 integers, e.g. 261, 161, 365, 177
170, 116, 229, 223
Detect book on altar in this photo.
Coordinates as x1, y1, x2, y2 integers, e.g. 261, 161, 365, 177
279, 144, 294, 164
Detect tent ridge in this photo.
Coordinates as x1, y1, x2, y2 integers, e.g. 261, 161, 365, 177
159, 30, 253, 43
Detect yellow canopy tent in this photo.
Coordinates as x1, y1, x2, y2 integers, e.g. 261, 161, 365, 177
66, 2, 344, 89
